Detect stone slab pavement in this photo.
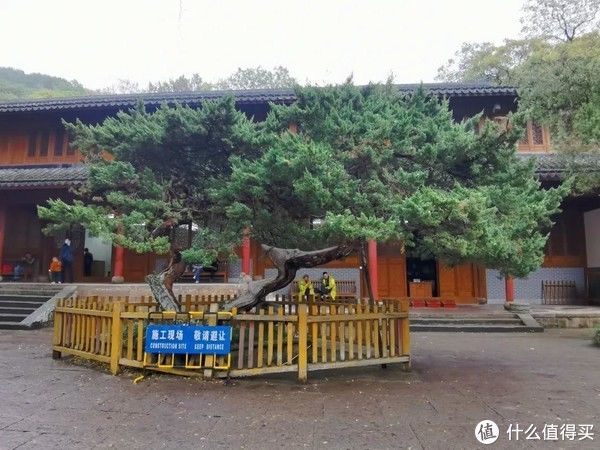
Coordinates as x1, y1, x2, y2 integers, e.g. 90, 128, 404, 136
0, 328, 599, 449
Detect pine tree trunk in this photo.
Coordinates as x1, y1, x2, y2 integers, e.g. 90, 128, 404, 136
146, 250, 186, 311
221, 244, 353, 311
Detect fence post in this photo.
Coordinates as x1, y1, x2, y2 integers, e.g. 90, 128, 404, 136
297, 303, 308, 383
400, 299, 411, 371
52, 302, 63, 359
110, 302, 123, 375
203, 302, 219, 379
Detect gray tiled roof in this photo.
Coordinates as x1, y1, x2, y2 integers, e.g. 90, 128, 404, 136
0, 83, 516, 114
0, 89, 297, 113
1, 152, 595, 191
0, 165, 87, 189
396, 82, 516, 97
520, 152, 600, 181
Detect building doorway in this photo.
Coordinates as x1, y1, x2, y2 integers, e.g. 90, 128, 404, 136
406, 257, 438, 297
83, 230, 113, 279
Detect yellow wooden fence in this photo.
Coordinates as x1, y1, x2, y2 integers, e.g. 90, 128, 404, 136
52, 296, 410, 381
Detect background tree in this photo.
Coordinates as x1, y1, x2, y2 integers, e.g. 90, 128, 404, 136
214, 66, 296, 90
98, 79, 143, 94
521, 0, 600, 42
437, 1, 600, 192
436, 39, 545, 85
517, 34, 600, 141
147, 74, 211, 92
39, 84, 565, 311
100, 66, 297, 95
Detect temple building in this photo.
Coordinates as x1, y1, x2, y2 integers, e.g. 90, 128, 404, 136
0, 83, 598, 304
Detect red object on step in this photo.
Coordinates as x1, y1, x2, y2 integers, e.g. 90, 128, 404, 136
410, 299, 427, 308
441, 299, 457, 308
1, 263, 12, 276
425, 299, 441, 308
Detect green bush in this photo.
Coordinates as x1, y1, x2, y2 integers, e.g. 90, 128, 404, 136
593, 327, 600, 347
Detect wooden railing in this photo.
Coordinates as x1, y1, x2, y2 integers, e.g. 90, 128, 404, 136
52, 298, 117, 370
52, 296, 410, 381
232, 305, 299, 377
305, 300, 410, 371
542, 280, 577, 305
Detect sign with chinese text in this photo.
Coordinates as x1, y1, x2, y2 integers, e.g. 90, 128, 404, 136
144, 325, 232, 355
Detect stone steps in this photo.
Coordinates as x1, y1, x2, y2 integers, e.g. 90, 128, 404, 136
0, 312, 29, 322
410, 312, 517, 319
0, 295, 52, 303
412, 317, 522, 325
410, 314, 543, 333
0, 305, 38, 315
0, 289, 61, 296
0, 285, 58, 330
0, 300, 45, 309
0, 321, 30, 330
411, 323, 543, 332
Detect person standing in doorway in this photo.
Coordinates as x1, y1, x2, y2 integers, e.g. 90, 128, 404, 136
83, 248, 94, 277
21, 252, 36, 281
60, 239, 74, 283
48, 257, 62, 284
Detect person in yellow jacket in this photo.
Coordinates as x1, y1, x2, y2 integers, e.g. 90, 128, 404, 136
297, 274, 315, 301
319, 272, 337, 300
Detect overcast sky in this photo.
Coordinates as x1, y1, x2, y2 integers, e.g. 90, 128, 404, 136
0, 0, 524, 89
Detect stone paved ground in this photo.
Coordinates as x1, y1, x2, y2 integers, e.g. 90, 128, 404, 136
0, 328, 598, 450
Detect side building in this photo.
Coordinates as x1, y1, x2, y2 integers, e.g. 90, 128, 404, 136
0, 83, 598, 304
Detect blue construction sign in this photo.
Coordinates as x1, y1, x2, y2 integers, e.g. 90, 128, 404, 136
144, 324, 232, 355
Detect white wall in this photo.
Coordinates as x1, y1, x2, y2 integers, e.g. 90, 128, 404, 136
84, 230, 112, 276
486, 268, 585, 304
584, 208, 600, 268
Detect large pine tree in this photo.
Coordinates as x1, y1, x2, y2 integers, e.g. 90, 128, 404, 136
39, 83, 566, 310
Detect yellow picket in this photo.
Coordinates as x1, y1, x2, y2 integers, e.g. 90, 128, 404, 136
277, 306, 284, 366
257, 308, 265, 368
267, 306, 274, 366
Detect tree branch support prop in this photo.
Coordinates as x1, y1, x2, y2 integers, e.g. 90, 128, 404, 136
146, 250, 186, 311
222, 244, 353, 311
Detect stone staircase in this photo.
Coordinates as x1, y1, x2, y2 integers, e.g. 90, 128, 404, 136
410, 309, 543, 332
0, 284, 62, 330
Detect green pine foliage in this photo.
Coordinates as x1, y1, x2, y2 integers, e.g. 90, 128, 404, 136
594, 326, 600, 346
39, 83, 567, 277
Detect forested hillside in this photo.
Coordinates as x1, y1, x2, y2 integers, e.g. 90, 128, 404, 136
0, 67, 89, 100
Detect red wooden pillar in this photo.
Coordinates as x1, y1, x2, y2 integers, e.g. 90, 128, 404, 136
0, 206, 6, 276
242, 229, 251, 276
505, 276, 514, 303
368, 239, 379, 300
112, 245, 125, 283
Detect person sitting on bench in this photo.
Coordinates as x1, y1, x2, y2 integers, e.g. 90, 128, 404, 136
298, 274, 315, 301
191, 264, 203, 283
318, 271, 337, 300
202, 260, 219, 282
